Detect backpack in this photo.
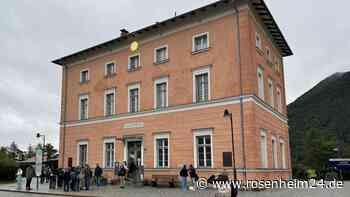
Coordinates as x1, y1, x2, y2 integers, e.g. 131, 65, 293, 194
118, 166, 126, 176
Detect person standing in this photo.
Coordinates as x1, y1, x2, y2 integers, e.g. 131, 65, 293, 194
84, 165, 91, 190
188, 164, 198, 191
63, 168, 71, 192
94, 164, 103, 187
179, 164, 188, 192
25, 165, 35, 190
118, 161, 128, 188
16, 168, 23, 190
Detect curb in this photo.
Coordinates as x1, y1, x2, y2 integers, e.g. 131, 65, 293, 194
0, 189, 98, 197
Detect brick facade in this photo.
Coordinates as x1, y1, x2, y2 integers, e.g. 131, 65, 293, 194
54, 0, 293, 181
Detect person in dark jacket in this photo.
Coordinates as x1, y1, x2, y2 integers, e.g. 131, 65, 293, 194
94, 164, 103, 187
188, 164, 198, 191
25, 165, 35, 190
63, 168, 71, 192
84, 165, 91, 190
179, 164, 188, 191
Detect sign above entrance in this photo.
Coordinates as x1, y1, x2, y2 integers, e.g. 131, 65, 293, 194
123, 122, 144, 129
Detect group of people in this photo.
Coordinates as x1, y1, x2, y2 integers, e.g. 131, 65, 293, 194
179, 164, 199, 192
61, 164, 103, 192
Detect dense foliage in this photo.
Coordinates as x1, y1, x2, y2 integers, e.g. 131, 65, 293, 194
0, 148, 17, 181
288, 72, 350, 178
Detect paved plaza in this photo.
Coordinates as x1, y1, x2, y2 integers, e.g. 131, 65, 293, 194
0, 178, 348, 197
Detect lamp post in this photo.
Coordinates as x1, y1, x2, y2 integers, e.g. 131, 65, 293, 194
224, 109, 238, 197
36, 133, 45, 186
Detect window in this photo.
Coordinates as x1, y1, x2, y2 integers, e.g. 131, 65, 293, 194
77, 141, 88, 166
272, 136, 278, 168
79, 94, 88, 120
105, 62, 116, 76
260, 130, 268, 168
128, 54, 140, 71
194, 129, 213, 168
193, 67, 210, 103
104, 88, 116, 116
154, 134, 169, 168
154, 77, 168, 109
154, 46, 168, 64
192, 32, 209, 52
280, 139, 287, 169
256, 32, 262, 50
257, 67, 265, 100
266, 47, 272, 62
128, 84, 140, 113
80, 69, 89, 83
268, 78, 274, 107
103, 138, 115, 168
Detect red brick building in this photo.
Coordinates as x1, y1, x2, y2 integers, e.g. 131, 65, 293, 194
53, 0, 293, 181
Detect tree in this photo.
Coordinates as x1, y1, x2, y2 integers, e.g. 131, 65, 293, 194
8, 141, 20, 159
26, 144, 35, 159
44, 143, 58, 160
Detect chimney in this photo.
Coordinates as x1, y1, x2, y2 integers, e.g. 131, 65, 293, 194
120, 29, 129, 37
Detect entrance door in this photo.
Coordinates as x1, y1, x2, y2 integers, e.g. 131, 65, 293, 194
127, 141, 142, 166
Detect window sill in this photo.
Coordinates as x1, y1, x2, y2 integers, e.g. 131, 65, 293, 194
128, 66, 141, 72
104, 73, 116, 78
153, 59, 169, 65
79, 80, 90, 85
191, 47, 209, 55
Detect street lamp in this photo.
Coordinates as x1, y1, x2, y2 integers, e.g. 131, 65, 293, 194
224, 109, 238, 197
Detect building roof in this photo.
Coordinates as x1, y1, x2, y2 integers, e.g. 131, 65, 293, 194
52, 0, 293, 66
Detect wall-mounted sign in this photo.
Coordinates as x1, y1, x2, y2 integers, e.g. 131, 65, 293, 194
123, 122, 144, 129
130, 41, 139, 52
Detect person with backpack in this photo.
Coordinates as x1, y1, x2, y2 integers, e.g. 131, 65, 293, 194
118, 161, 128, 188
179, 164, 188, 191
188, 164, 199, 191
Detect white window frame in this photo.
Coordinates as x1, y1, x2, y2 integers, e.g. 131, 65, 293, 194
80, 69, 89, 83
193, 129, 214, 168
103, 138, 116, 168
154, 45, 169, 63
78, 94, 89, 120
104, 88, 116, 116
260, 130, 268, 168
268, 78, 274, 107
128, 83, 140, 113
277, 87, 283, 113
154, 77, 169, 109
272, 136, 278, 169
192, 32, 210, 52
76, 141, 88, 166
280, 139, 287, 169
255, 32, 262, 50
128, 53, 140, 71
257, 67, 265, 100
192, 67, 211, 103
105, 61, 116, 76
153, 133, 170, 168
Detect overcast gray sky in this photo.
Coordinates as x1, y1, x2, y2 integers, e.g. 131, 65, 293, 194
0, 0, 349, 150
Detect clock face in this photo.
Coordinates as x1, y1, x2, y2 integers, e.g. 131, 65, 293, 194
130, 41, 139, 52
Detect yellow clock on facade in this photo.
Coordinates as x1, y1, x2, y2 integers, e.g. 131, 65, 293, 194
130, 41, 139, 52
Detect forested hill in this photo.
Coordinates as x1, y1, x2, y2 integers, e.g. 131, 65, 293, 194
288, 71, 350, 174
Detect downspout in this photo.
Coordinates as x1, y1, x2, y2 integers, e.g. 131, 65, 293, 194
233, 0, 247, 181
61, 65, 68, 168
